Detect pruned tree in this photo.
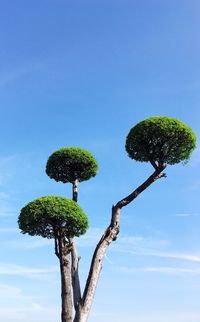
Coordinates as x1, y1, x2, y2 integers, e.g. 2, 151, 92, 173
46, 147, 98, 202
18, 196, 89, 322
18, 116, 196, 322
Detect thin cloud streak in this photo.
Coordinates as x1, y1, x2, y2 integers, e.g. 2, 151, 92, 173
116, 266, 200, 275
175, 213, 200, 217
121, 249, 200, 263
0, 263, 58, 277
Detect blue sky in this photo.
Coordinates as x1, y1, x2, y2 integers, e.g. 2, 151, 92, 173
0, 0, 200, 321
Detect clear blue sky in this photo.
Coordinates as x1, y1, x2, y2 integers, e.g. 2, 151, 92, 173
0, 1, 200, 321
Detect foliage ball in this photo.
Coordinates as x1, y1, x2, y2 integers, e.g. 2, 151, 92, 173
18, 196, 89, 239
125, 116, 196, 165
46, 147, 98, 183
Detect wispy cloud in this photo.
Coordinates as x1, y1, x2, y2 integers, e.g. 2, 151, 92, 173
0, 263, 58, 279
175, 213, 200, 217
0, 284, 59, 322
0, 305, 59, 322
119, 248, 200, 263
110, 233, 200, 264
116, 266, 200, 275
4, 237, 53, 250
149, 251, 200, 262
90, 309, 200, 322
119, 235, 170, 249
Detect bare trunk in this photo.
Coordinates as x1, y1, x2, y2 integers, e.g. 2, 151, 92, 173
70, 179, 82, 310
73, 309, 88, 322
71, 240, 81, 309
72, 179, 78, 202
73, 206, 120, 322
58, 236, 73, 322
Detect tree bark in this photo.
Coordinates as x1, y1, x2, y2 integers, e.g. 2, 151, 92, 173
58, 236, 73, 322
73, 166, 166, 322
72, 179, 78, 202
70, 179, 82, 311
71, 239, 81, 310
74, 206, 120, 322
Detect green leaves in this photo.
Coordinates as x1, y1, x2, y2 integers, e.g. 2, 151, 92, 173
46, 147, 98, 183
126, 116, 196, 166
18, 196, 89, 239
19, 147, 98, 240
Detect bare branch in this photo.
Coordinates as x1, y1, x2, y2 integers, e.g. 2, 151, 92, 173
75, 166, 167, 321
150, 160, 159, 170
58, 235, 73, 322
54, 236, 60, 258
70, 179, 82, 312
73, 206, 120, 322
115, 166, 166, 209
70, 239, 82, 310
72, 179, 78, 203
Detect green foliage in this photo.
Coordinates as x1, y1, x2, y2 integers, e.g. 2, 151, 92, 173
126, 116, 196, 166
46, 147, 98, 183
18, 196, 89, 239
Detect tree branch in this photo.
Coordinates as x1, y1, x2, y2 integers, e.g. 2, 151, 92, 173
72, 179, 78, 202
70, 179, 82, 312
74, 166, 166, 322
54, 236, 60, 258
58, 235, 73, 322
115, 166, 166, 209
70, 239, 82, 310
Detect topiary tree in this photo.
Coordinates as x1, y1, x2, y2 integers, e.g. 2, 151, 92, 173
18, 116, 196, 322
46, 147, 98, 321
18, 196, 88, 322
126, 116, 196, 169
46, 147, 98, 201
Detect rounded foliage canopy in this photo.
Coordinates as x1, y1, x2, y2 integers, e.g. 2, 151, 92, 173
125, 116, 196, 166
18, 196, 89, 239
46, 147, 98, 183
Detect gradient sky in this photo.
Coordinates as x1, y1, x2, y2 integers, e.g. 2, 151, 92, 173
0, 1, 200, 321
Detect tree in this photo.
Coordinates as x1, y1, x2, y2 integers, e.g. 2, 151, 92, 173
18, 116, 196, 322
18, 196, 88, 322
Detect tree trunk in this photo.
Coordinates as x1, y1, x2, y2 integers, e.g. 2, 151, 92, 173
73, 206, 120, 322
73, 309, 88, 322
71, 179, 82, 310
71, 240, 81, 310
58, 236, 73, 322
72, 179, 78, 202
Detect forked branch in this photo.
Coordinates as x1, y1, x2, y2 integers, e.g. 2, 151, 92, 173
73, 166, 166, 322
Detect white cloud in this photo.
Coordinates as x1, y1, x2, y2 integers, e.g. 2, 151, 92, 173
175, 213, 200, 217
0, 263, 58, 279
120, 248, 200, 263
150, 251, 200, 262
0, 283, 59, 322
90, 310, 200, 322
119, 235, 170, 249
116, 265, 200, 275
110, 232, 200, 264
4, 237, 53, 250
0, 305, 59, 322
0, 284, 23, 297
